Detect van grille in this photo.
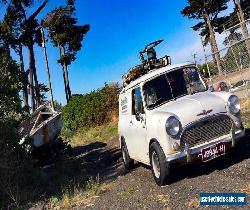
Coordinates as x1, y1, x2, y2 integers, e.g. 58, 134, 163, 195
180, 115, 232, 149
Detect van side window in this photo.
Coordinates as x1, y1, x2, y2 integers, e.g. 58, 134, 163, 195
132, 87, 144, 115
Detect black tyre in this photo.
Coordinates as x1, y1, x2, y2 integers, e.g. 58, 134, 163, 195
121, 140, 134, 170
149, 142, 171, 186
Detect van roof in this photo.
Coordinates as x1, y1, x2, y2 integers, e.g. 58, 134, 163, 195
121, 62, 195, 92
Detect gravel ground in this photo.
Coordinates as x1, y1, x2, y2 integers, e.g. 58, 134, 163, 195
75, 131, 250, 210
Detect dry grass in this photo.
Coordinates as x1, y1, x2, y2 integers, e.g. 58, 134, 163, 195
69, 122, 118, 147
45, 120, 119, 209
46, 177, 116, 209
213, 68, 250, 84
187, 198, 200, 208
117, 186, 135, 197
241, 98, 250, 128
241, 98, 250, 111
242, 183, 250, 196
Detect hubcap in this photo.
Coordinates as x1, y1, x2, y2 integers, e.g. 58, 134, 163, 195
152, 151, 160, 178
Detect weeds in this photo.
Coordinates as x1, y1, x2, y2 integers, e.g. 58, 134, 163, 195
48, 196, 59, 209
118, 186, 135, 197
45, 175, 116, 209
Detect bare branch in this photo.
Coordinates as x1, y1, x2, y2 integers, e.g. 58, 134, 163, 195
27, 0, 48, 21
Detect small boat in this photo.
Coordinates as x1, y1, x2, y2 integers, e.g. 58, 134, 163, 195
19, 102, 62, 152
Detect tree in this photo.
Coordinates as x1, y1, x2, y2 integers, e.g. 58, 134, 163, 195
223, 29, 242, 48
0, 50, 23, 122
43, 0, 90, 102
20, 0, 49, 111
217, 0, 250, 64
232, 0, 250, 57
0, 50, 23, 204
181, 0, 230, 76
0, 4, 29, 108
0, 0, 49, 112
0, 48, 34, 209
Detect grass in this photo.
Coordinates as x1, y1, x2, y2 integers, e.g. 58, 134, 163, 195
242, 183, 250, 196
27, 98, 249, 209
66, 122, 118, 147
187, 198, 200, 208
46, 176, 116, 209
46, 177, 100, 209
40, 122, 119, 209
241, 98, 250, 129
117, 186, 135, 197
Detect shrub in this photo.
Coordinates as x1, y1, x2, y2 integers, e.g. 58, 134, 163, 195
62, 83, 120, 133
0, 51, 31, 208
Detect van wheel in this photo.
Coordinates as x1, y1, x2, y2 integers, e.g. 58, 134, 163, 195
121, 141, 134, 170
150, 142, 171, 186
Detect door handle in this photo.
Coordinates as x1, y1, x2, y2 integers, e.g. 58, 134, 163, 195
130, 120, 133, 124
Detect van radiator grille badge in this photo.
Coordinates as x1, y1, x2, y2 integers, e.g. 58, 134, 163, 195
180, 115, 232, 149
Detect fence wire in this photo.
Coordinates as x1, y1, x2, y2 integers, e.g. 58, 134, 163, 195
199, 18, 250, 98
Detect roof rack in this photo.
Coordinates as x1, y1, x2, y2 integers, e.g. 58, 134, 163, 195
122, 40, 171, 86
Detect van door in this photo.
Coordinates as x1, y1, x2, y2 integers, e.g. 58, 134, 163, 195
129, 87, 148, 163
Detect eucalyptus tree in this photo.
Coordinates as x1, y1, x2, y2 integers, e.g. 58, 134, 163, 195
181, 0, 230, 76
43, 0, 90, 102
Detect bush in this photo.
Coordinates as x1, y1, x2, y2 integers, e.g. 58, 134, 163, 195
62, 83, 120, 133
0, 51, 31, 208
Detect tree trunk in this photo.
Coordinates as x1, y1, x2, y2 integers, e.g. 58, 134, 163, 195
59, 47, 69, 103
203, 10, 222, 76
18, 45, 29, 110
28, 53, 36, 112
28, 43, 40, 108
234, 0, 250, 59
65, 65, 72, 99
62, 46, 72, 100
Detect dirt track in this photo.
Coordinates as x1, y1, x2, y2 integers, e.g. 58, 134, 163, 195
68, 130, 250, 210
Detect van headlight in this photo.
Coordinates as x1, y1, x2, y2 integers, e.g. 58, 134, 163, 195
165, 116, 181, 137
228, 95, 240, 114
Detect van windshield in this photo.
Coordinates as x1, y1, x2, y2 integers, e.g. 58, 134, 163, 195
143, 67, 206, 109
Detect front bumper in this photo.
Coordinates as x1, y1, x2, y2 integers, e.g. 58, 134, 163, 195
166, 129, 245, 164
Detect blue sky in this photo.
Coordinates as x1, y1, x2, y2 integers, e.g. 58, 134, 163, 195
4, 0, 234, 104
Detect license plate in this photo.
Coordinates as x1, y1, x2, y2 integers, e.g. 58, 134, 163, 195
201, 142, 225, 162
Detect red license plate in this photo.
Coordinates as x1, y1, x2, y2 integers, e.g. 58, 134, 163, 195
201, 142, 225, 162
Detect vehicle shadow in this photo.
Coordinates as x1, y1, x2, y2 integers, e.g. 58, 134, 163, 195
73, 141, 107, 156
170, 130, 250, 184
31, 131, 250, 205
30, 141, 123, 207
